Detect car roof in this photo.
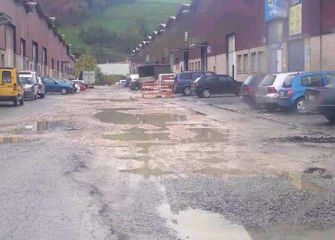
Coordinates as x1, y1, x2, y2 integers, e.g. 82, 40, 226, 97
295, 71, 335, 77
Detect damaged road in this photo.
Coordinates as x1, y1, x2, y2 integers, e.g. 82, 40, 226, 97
0, 87, 335, 240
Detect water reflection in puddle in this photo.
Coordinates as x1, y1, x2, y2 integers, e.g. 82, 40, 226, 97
104, 127, 170, 141
95, 109, 187, 128
119, 160, 172, 178
17, 121, 77, 133
158, 204, 251, 240
184, 128, 228, 143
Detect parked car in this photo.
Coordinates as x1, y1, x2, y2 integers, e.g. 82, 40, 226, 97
305, 72, 335, 122
19, 71, 38, 101
174, 71, 216, 96
130, 80, 141, 91
256, 72, 298, 111
59, 78, 76, 93
278, 72, 330, 114
43, 77, 74, 95
192, 74, 241, 98
73, 80, 87, 92
0, 68, 24, 106
240, 74, 265, 108
37, 77, 46, 98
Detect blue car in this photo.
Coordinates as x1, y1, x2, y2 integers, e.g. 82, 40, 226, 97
43, 77, 74, 95
278, 72, 333, 114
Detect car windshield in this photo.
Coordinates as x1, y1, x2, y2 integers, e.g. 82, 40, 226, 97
261, 75, 276, 86
243, 75, 254, 85
179, 72, 192, 79
19, 77, 34, 85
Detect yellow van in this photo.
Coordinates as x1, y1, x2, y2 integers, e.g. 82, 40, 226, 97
0, 68, 24, 106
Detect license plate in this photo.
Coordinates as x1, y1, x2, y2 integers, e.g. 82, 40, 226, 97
279, 91, 286, 97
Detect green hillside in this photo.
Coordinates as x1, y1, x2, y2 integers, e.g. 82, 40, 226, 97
59, 0, 191, 62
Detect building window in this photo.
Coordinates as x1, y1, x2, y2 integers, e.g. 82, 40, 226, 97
251, 52, 257, 73
243, 54, 249, 73
42, 48, 47, 77
258, 52, 264, 73
1, 54, 4, 67
32, 42, 38, 72
237, 55, 242, 73
20, 39, 26, 70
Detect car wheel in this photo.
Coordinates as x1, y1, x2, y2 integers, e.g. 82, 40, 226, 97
183, 86, 192, 96
13, 97, 18, 106
295, 98, 307, 114
20, 96, 24, 106
61, 88, 68, 95
324, 112, 335, 123
202, 89, 211, 98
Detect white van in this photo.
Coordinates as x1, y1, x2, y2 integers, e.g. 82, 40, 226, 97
19, 71, 38, 101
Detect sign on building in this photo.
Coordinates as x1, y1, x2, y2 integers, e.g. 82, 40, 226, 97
289, 2, 302, 36
264, 0, 288, 22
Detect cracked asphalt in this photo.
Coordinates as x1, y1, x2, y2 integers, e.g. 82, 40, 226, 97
0, 87, 335, 240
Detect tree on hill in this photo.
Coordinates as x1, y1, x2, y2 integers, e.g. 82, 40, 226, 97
75, 53, 97, 78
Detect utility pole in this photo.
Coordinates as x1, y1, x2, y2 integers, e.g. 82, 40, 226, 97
320, 0, 323, 71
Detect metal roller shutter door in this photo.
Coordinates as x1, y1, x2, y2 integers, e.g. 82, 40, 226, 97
288, 39, 305, 72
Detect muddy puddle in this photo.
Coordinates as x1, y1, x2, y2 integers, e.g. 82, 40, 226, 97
183, 128, 228, 143
195, 167, 255, 177
158, 204, 252, 240
95, 109, 186, 128
119, 160, 172, 178
15, 121, 77, 133
104, 127, 170, 141
86, 98, 131, 102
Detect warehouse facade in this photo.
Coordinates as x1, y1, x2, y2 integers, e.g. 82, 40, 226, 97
132, 0, 335, 82
0, 0, 75, 79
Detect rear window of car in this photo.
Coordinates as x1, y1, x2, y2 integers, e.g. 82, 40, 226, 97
261, 75, 276, 86
325, 74, 335, 87
243, 75, 254, 85
301, 74, 323, 87
179, 72, 192, 79
207, 76, 218, 82
283, 75, 297, 88
192, 72, 203, 80
2, 71, 12, 83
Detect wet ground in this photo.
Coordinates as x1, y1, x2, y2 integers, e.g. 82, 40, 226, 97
0, 87, 335, 240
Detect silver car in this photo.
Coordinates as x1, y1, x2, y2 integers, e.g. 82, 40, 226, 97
256, 72, 298, 110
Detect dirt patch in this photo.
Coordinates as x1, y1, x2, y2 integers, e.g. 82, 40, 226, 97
16, 121, 78, 133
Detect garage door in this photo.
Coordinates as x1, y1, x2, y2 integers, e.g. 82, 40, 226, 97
288, 39, 305, 72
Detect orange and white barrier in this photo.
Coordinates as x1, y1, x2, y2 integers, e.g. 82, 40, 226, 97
141, 82, 174, 99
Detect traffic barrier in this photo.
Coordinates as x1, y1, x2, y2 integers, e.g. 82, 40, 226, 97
142, 82, 174, 98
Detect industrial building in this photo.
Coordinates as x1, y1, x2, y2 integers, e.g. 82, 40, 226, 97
0, 0, 75, 79
132, 0, 335, 81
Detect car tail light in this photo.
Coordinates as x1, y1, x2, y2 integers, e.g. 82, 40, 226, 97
318, 95, 324, 104
268, 87, 277, 94
287, 88, 293, 97
247, 86, 255, 94
13, 84, 17, 91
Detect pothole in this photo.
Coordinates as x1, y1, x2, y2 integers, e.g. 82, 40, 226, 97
94, 109, 187, 128
183, 128, 228, 143
103, 127, 170, 141
119, 161, 172, 178
16, 121, 78, 133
